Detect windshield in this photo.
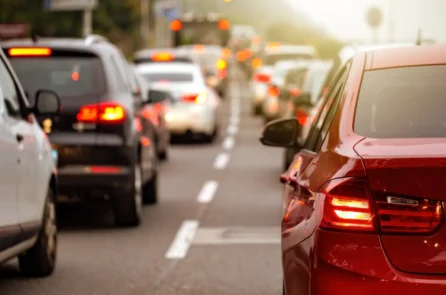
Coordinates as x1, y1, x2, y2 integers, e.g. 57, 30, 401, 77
264, 53, 312, 66
355, 65, 446, 138
8, 57, 105, 101
141, 73, 194, 83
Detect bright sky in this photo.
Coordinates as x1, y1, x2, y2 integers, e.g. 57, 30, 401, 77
286, 0, 446, 42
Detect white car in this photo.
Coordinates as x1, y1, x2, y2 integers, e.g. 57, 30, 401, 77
135, 57, 220, 143
0, 48, 60, 276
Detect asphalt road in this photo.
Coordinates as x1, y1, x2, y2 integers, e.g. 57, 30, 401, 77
0, 67, 284, 295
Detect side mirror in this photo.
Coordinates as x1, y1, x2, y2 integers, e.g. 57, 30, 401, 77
33, 90, 60, 116
260, 118, 300, 148
147, 89, 167, 104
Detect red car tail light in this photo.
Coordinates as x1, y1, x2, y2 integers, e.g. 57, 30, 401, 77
253, 73, 270, 83
268, 85, 280, 97
77, 102, 126, 124
295, 109, 307, 125
320, 178, 375, 232
374, 194, 443, 234
181, 92, 207, 104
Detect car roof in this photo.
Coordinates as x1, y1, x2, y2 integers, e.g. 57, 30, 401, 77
265, 45, 315, 56
366, 44, 446, 70
135, 62, 199, 74
0, 37, 117, 55
337, 42, 414, 65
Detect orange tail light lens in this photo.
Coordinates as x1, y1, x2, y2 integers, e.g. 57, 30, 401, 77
77, 102, 125, 124
268, 85, 280, 97
170, 20, 182, 31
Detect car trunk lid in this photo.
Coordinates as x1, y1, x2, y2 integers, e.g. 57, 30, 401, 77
355, 138, 446, 275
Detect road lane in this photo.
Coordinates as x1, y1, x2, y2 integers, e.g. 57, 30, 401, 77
153, 70, 284, 295
0, 66, 284, 295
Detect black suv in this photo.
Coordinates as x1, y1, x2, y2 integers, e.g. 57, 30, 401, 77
2, 35, 159, 227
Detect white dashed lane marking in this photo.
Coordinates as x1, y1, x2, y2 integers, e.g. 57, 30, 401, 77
197, 181, 219, 203
165, 220, 199, 259
213, 153, 230, 170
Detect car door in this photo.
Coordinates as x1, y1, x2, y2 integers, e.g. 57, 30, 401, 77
0, 55, 40, 228
0, 56, 26, 251
283, 63, 351, 295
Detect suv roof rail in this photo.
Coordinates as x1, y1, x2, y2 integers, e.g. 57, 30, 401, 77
85, 34, 108, 46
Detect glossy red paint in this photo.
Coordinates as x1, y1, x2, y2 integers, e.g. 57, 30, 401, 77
281, 45, 446, 294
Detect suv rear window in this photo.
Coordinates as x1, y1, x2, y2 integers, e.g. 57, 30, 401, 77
141, 73, 193, 83
264, 53, 312, 66
8, 57, 106, 102
354, 65, 446, 138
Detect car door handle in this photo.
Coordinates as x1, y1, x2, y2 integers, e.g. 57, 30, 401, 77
16, 133, 24, 142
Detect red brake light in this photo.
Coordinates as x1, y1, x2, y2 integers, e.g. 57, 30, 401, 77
181, 93, 207, 104
253, 73, 270, 83
218, 19, 230, 30
268, 85, 280, 97
320, 178, 375, 232
151, 52, 174, 62
295, 109, 307, 125
170, 20, 182, 31
374, 194, 443, 234
77, 102, 125, 124
8, 47, 52, 57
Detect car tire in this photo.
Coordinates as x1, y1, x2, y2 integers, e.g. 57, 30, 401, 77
158, 149, 168, 161
203, 125, 218, 143
19, 188, 57, 277
113, 164, 142, 227
143, 172, 158, 205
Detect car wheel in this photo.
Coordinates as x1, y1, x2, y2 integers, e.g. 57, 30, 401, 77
158, 149, 168, 161
143, 171, 158, 205
113, 164, 142, 227
203, 124, 218, 143
19, 188, 57, 277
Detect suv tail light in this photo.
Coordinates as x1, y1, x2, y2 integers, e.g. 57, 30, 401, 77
77, 102, 126, 124
268, 85, 280, 97
181, 92, 207, 104
253, 73, 270, 83
320, 178, 375, 232
374, 194, 443, 234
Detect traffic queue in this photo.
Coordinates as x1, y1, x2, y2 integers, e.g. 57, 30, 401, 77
0, 34, 231, 276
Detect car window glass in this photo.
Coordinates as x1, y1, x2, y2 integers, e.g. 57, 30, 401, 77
0, 58, 21, 117
109, 56, 127, 92
354, 65, 446, 138
303, 63, 349, 151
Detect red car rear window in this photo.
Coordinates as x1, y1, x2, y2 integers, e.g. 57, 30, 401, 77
354, 65, 446, 138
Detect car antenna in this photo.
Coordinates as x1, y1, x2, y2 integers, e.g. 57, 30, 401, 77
415, 28, 422, 45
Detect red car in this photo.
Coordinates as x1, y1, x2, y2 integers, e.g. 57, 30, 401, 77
260, 44, 446, 294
